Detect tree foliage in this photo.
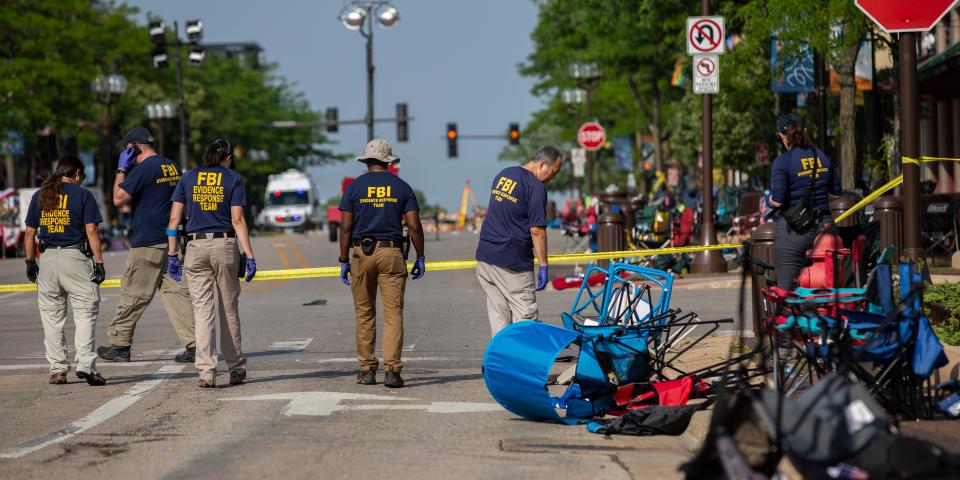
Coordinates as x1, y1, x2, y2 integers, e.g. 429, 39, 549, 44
0, 0, 338, 205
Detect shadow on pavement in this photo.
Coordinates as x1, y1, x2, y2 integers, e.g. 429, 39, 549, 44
402, 373, 483, 387
243, 369, 356, 385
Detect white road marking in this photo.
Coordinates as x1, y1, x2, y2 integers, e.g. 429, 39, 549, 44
402, 343, 416, 352
0, 291, 25, 301
0, 365, 185, 459
0, 361, 173, 371
221, 391, 500, 417
266, 338, 313, 352
315, 356, 451, 364
137, 348, 182, 357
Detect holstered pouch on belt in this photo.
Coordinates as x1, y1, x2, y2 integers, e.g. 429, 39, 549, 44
178, 225, 187, 257
360, 237, 376, 256
79, 238, 94, 258
401, 227, 411, 261
37, 240, 46, 253
238, 253, 247, 279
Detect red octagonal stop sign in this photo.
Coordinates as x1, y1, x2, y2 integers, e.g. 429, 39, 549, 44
856, 0, 958, 32
577, 122, 606, 151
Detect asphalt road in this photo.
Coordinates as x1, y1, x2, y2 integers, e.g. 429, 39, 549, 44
0, 229, 747, 479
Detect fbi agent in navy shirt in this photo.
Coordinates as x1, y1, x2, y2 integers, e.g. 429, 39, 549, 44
338, 139, 425, 389
476, 146, 564, 336
167, 139, 256, 388
24, 157, 107, 385
98, 127, 196, 363
768, 114, 841, 289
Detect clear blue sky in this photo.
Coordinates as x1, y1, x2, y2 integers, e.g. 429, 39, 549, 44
124, 0, 544, 211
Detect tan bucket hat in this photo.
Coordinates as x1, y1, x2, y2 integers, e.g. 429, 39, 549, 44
356, 138, 399, 163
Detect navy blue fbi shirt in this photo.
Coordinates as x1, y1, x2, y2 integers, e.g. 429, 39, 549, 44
475, 166, 547, 271
25, 183, 103, 247
770, 147, 842, 214
172, 166, 247, 234
338, 172, 419, 241
119, 155, 181, 247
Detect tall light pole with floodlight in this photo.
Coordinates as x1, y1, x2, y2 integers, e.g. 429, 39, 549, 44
340, 2, 399, 142
148, 18, 205, 173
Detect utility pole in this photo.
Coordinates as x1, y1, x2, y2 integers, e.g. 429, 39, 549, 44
364, 10, 375, 142
691, 0, 728, 274
174, 21, 190, 173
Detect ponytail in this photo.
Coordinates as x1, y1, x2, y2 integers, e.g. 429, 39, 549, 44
784, 121, 813, 151
39, 157, 84, 211
201, 138, 232, 167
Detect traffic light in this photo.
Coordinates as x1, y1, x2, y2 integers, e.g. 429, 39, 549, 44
396, 103, 408, 142
509, 122, 520, 145
325, 107, 338, 133
446, 123, 458, 158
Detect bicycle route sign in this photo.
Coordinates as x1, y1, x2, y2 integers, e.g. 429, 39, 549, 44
686, 16, 725, 55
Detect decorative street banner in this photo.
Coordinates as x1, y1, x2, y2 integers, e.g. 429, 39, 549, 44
612, 136, 633, 172
771, 40, 815, 93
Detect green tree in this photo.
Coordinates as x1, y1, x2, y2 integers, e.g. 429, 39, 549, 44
736, 0, 870, 189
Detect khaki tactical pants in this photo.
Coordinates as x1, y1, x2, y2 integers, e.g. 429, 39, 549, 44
184, 237, 245, 381
476, 261, 538, 336
107, 244, 195, 349
350, 245, 406, 372
37, 248, 101, 375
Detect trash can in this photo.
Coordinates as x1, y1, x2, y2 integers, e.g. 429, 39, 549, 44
597, 211, 625, 268
872, 195, 901, 263
749, 222, 777, 337
830, 195, 861, 227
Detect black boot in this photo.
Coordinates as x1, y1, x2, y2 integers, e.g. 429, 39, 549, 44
174, 347, 196, 363
97, 345, 130, 362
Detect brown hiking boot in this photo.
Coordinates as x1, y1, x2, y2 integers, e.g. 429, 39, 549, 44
229, 370, 246, 386
356, 369, 376, 385
198, 378, 216, 388
49, 373, 67, 385
77, 371, 106, 386
384, 370, 404, 388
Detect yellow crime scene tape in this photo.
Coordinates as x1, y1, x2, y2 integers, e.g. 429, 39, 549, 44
0, 244, 741, 293
4, 155, 958, 294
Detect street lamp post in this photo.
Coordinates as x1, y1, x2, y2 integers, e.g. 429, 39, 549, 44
146, 102, 177, 157
91, 74, 128, 199
340, 2, 400, 142
562, 87, 587, 199
569, 62, 601, 196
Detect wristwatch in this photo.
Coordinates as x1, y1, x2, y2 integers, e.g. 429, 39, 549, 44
338, 257, 349, 264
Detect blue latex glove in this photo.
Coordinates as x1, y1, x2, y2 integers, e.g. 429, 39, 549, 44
536, 266, 549, 291
410, 257, 425, 280
244, 257, 257, 283
340, 262, 351, 286
118, 147, 136, 172
167, 255, 182, 281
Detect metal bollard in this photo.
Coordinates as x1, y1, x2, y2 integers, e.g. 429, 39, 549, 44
597, 211, 625, 268
749, 222, 777, 337
872, 195, 902, 262
830, 195, 861, 227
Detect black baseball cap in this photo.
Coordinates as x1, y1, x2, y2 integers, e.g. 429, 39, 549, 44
776, 113, 805, 134
117, 127, 154, 148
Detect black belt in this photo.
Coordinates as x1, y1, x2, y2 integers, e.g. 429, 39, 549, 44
187, 232, 236, 241
352, 239, 400, 248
